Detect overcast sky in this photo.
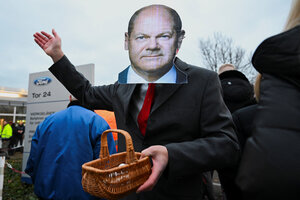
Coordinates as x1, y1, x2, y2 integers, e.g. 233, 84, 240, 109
0, 0, 293, 90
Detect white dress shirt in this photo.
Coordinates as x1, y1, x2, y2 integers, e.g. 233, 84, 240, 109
127, 65, 177, 84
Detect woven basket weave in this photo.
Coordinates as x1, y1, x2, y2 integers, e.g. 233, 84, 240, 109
82, 129, 151, 200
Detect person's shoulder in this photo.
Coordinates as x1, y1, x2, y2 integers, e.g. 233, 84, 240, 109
41, 109, 64, 123
175, 57, 216, 75
35, 111, 59, 130
42, 106, 79, 123
67, 105, 94, 116
68, 105, 108, 122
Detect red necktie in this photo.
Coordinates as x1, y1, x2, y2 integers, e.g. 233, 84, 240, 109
137, 83, 155, 136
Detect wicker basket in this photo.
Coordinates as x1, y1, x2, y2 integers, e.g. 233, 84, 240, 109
82, 129, 152, 200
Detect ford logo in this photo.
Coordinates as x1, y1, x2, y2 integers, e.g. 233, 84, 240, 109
34, 77, 52, 86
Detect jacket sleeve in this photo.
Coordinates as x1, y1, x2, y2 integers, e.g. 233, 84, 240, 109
25, 124, 41, 183
166, 72, 240, 177
49, 55, 115, 111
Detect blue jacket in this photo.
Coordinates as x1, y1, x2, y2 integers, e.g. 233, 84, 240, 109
25, 103, 116, 200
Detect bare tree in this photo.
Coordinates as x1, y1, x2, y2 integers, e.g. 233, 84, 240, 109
199, 32, 257, 82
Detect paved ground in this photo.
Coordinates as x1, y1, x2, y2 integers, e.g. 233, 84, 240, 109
9, 150, 23, 159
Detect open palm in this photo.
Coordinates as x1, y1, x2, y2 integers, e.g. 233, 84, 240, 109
33, 29, 63, 60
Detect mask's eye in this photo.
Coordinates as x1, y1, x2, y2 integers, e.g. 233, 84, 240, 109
161, 34, 170, 38
158, 34, 172, 41
136, 35, 146, 40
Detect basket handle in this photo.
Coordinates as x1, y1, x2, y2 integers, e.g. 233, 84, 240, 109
100, 129, 138, 164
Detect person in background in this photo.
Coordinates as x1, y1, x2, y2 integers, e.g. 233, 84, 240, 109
33, 4, 239, 199
218, 74, 261, 200
236, 0, 300, 199
218, 64, 235, 74
25, 96, 116, 200
0, 120, 13, 158
16, 121, 25, 147
232, 74, 261, 151
218, 64, 256, 113
8, 122, 18, 150
216, 64, 255, 199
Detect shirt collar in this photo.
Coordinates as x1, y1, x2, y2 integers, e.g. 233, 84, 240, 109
127, 65, 177, 84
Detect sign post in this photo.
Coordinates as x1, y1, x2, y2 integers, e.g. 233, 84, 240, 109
0, 156, 5, 200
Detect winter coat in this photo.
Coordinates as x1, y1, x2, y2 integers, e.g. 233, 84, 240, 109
25, 103, 116, 200
236, 25, 300, 199
1, 124, 12, 139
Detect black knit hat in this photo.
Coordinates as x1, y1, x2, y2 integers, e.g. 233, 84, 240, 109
219, 70, 255, 113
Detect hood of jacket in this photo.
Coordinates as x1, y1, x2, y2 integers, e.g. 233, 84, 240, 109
252, 25, 300, 88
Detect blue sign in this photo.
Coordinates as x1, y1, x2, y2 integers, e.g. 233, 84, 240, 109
33, 77, 52, 86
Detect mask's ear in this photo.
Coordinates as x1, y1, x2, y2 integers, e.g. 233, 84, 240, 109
125, 32, 129, 50
176, 30, 185, 53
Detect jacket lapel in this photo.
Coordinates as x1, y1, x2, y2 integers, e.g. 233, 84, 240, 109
151, 58, 189, 113
151, 84, 182, 113
118, 84, 137, 123
118, 66, 130, 84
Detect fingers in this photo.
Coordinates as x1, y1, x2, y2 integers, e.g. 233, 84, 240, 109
136, 159, 160, 193
136, 146, 169, 193
140, 146, 154, 157
33, 30, 56, 50
34, 38, 44, 49
139, 152, 147, 159
34, 32, 48, 46
41, 31, 53, 40
52, 29, 59, 38
33, 30, 54, 43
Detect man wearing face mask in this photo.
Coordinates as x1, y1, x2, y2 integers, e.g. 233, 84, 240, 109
33, 4, 239, 200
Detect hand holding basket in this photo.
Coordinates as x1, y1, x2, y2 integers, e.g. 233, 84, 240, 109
82, 129, 152, 200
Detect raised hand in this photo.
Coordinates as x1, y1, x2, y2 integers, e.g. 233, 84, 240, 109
136, 145, 169, 193
33, 29, 64, 63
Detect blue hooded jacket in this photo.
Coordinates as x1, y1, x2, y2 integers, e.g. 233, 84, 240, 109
25, 102, 116, 200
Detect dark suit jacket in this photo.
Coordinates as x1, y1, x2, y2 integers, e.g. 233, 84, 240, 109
49, 56, 239, 200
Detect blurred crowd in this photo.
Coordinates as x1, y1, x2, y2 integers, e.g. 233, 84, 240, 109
0, 120, 25, 158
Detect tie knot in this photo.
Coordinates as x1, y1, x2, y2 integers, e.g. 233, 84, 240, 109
148, 83, 155, 91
